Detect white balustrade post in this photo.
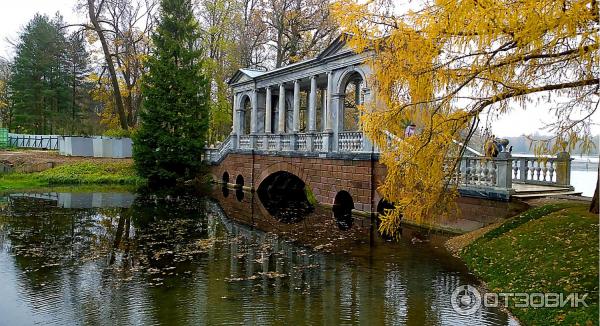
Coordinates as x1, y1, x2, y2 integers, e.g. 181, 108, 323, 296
556, 152, 572, 186
265, 86, 272, 133
496, 152, 513, 190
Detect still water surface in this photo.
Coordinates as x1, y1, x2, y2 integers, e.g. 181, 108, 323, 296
0, 189, 518, 325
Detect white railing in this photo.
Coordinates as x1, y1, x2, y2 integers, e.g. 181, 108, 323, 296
339, 131, 363, 152
314, 133, 324, 152
459, 157, 498, 187
239, 135, 251, 149
255, 135, 264, 149
204, 135, 232, 163
512, 156, 569, 186
297, 133, 308, 151
267, 135, 278, 150
281, 134, 293, 151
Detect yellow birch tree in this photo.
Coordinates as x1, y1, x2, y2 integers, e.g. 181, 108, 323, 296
331, 0, 599, 236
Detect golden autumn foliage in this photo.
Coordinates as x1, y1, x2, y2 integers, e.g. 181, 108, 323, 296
331, 0, 599, 236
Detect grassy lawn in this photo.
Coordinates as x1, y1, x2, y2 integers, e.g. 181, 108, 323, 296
460, 203, 599, 325
0, 161, 144, 191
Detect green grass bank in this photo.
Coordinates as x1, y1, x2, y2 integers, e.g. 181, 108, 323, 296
458, 203, 598, 325
0, 161, 145, 191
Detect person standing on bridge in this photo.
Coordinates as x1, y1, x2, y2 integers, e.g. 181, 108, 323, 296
404, 123, 416, 138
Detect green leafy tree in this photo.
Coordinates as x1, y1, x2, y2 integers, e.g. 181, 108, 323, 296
133, 0, 210, 184
8, 14, 90, 134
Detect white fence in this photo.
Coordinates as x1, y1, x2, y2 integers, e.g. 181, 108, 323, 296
59, 136, 132, 158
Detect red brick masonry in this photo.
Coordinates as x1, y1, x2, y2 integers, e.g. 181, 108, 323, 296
209, 152, 387, 212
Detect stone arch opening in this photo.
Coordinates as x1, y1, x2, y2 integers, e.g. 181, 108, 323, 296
339, 71, 365, 132
222, 171, 230, 184
257, 171, 314, 224
240, 95, 252, 135
333, 190, 354, 230
235, 175, 244, 188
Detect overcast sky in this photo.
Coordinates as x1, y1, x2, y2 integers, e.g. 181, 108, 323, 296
0, 0, 598, 137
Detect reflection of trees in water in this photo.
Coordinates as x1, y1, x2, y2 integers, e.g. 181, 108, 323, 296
0, 193, 510, 325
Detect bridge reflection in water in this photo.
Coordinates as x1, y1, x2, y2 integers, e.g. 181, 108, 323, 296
0, 190, 516, 325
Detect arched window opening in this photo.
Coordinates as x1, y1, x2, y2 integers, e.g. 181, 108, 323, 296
242, 96, 252, 135
342, 73, 364, 131
222, 171, 230, 184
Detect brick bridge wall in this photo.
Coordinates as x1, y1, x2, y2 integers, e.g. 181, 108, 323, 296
209, 152, 387, 212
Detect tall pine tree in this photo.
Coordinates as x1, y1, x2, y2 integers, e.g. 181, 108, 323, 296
133, 0, 209, 184
9, 14, 70, 134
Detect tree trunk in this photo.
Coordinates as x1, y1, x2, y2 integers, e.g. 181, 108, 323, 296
87, 0, 128, 130
590, 164, 599, 214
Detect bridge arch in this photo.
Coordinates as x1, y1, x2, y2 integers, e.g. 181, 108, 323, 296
235, 174, 244, 188
256, 161, 311, 193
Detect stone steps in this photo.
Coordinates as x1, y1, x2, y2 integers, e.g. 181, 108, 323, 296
512, 191, 583, 199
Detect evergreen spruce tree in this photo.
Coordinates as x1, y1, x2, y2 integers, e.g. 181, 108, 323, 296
9, 14, 75, 134
133, 0, 209, 185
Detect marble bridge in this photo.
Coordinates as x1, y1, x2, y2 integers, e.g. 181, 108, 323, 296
204, 35, 576, 215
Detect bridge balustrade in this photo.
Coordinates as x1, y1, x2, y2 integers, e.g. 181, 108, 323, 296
338, 132, 363, 152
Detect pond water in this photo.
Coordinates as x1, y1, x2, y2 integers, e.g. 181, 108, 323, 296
0, 188, 518, 326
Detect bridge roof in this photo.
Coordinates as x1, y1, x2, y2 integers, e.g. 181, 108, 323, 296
228, 33, 356, 86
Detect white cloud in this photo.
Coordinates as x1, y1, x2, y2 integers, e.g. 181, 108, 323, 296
0, 0, 84, 59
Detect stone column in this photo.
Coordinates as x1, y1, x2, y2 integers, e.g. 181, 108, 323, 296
325, 72, 333, 132
231, 93, 238, 135
277, 83, 286, 150
249, 90, 258, 148
293, 80, 300, 132
278, 83, 286, 133
231, 93, 239, 149
321, 88, 327, 131
250, 89, 258, 134
322, 71, 334, 152
308, 76, 317, 132
307, 76, 317, 151
265, 86, 272, 133
361, 88, 373, 152
331, 92, 343, 152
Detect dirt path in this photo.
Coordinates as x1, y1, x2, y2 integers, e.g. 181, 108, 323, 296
0, 150, 131, 172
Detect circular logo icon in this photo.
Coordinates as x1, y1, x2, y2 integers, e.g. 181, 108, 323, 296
451, 285, 482, 315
